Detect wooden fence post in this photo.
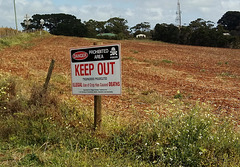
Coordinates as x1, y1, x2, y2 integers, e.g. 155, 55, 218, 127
43, 59, 55, 94
94, 95, 102, 130
93, 42, 103, 130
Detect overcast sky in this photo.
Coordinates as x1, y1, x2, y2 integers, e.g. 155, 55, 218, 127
0, 0, 240, 30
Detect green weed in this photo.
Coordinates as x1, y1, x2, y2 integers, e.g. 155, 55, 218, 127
174, 90, 184, 99
217, 62, 229, 65
162, 59, 173, 64
0, 31, 50, 50
143, 59, 173, 66
0, 73, 239, 166
219, 72, 238, 78
122, 56, 137, 61
104, 104, 240, 166
130, 49, 139, 54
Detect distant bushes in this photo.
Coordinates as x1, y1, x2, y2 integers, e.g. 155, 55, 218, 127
19, 12, 240, 48
152, 19, 240, 48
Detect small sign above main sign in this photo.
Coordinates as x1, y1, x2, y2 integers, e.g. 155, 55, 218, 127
70, 44, 121, 95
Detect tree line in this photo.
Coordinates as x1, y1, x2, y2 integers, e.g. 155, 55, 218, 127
153, 11, 240, 48
21, 11, 240, 48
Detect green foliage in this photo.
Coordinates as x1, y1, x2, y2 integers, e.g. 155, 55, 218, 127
152, 18, 240, 48
105, 104, 240, 166
218, 11, 240, 35
162, 59, 173, 64
0, 31, 50, 50
105, 17, 129, 38
122, 56, 137, 62
84, 19, 104, 37
0, 74, 239, 166
187, 19, 230, 47
130, 49, 139, 54
153, 23, 180, 43
24, 14, 130, 39
0, 75, 24, 116
130, 22, 151, 37
22, 14, 87, 37
174, 90, 183, 99
17, 11, 240, 46
18, 153, 43, 166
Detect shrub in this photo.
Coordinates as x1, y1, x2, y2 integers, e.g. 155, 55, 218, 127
0, 73, 239, 166
0, 75, 23, 115
105, 103, 240, 166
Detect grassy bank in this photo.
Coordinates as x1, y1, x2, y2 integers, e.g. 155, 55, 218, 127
0, 30, 49, 50
0, 28, 18, 38
0, 73, 239, 166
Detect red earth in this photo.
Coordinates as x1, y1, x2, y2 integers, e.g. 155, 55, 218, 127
0, 35, 239, 123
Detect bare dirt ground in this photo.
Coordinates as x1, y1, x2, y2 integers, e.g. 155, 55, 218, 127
0, 35, 239, 123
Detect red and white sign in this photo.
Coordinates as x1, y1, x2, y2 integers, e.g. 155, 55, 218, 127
70, 44, 121, 95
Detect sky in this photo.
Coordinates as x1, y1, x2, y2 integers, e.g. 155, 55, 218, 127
0, 0, 240, 30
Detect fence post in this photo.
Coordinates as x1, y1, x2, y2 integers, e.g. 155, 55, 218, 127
43, 59, 55, 94
94, 95, 102, 130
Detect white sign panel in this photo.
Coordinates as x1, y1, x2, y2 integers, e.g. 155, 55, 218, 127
70, 44, 121, 95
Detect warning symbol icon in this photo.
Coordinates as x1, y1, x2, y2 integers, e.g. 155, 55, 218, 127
110, 47, 118, 56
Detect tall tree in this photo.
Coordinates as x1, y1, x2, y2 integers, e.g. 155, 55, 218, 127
218, 11, 240, 36
84, 19, 107, 37
130, 22, 151, 36
105, 17, 129, 38
152, 23, 179, 43
188, 18, 230, 47
84, 19, 98, 37
189, 18, 214, 30
21, 13, 87, 37
152, 19, 234, 48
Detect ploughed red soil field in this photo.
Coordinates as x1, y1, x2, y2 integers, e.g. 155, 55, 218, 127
0, 35, 239, 123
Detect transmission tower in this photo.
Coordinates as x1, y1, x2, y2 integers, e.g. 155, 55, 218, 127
176, 0, 182, 28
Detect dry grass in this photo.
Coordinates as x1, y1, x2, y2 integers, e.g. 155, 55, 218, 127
0, 28, 19, 38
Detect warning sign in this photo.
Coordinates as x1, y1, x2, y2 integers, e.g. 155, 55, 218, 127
70, 44, 121, 95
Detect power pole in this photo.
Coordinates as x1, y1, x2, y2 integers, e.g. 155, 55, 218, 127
13, 0, 18, 31
176, 0, 182, 28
